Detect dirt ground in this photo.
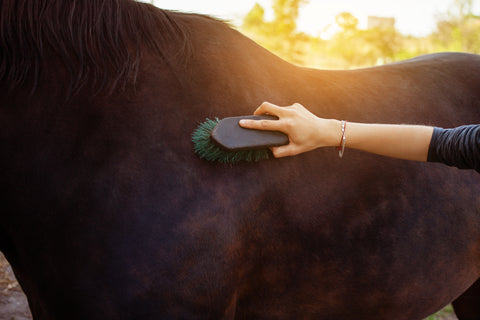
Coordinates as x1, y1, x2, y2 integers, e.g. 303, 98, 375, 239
0, 252, 32, 320
0, 252, 458, 320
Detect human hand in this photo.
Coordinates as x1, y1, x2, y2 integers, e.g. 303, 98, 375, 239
239, 102, 341, 158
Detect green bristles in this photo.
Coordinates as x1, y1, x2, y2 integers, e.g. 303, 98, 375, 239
192, 118, 272, 163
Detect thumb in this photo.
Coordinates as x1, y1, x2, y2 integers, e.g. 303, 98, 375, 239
271, 145, 298, 158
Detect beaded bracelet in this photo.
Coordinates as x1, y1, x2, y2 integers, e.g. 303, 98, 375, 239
336, 120, 347, 158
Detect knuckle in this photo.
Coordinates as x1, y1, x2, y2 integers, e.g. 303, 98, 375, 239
260, 120, 270, 128
261, 101, 272, 109
284, 118, 294, 129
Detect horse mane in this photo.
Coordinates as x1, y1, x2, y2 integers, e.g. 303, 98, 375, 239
0, 0, 191, 97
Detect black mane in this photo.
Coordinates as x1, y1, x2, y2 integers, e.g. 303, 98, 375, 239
0, 0, 190, 96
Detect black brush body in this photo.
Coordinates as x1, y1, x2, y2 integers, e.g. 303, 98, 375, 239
192, 115, 289, 163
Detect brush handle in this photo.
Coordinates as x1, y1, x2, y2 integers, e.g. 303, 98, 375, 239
210, 115, 289, 151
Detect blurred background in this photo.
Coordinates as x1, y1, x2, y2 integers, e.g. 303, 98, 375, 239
149, 0, 479, 69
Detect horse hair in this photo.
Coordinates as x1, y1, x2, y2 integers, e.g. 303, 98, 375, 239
0, 0, 190, 97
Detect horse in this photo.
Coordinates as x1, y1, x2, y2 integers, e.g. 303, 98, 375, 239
1, 1, 480, 319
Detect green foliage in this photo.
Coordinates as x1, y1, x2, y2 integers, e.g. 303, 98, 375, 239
433, 14, 480, 52
335, 12, 359, 33
423, 304, 455, 320
242, 0, 309, 64
428, 0, 480, 54
241, 0, 480, 69
243, 3, 266, 31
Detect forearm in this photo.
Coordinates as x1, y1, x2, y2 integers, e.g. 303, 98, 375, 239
240, 102, 435, 161
333, 121, 434, 162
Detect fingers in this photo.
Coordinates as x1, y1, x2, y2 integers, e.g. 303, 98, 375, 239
271, 145, 300, 158
239, 118, 283, 131
240, 101, 313, 158
271, 146, 287, 158
253, 101, 287, 117
240, 101, 292, 130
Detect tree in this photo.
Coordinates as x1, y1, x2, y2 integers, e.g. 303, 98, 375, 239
433, 0, 480, 53
335, 12, 359, 35
272, 0, 307, 36
242, 0, 309, 64
329, 12, 364, 66
363, 26, 399, 64
452, 0, 474, 19
243, 3, 266, 33
328, 12, 401, 67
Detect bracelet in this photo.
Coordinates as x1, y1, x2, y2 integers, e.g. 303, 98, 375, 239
336, 120, 346, 158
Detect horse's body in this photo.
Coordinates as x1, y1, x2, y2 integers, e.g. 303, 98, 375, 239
1, 1, 480, 319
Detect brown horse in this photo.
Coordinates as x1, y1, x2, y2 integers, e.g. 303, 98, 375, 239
1, 1, 480, 319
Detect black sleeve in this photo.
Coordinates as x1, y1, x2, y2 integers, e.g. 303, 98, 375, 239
427, 125, 480, 173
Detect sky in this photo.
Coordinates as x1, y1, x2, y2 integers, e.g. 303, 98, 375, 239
146, 0, 480, 37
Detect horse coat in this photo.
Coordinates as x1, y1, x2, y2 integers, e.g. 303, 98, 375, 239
0, 1, 480, 319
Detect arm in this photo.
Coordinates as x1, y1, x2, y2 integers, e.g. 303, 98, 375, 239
239, 102, 433, 161
346, 122, 433, 161
428, 126, 480, 172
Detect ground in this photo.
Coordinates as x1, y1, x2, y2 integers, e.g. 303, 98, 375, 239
0, 252, 32, 320
0, 252, 458, 320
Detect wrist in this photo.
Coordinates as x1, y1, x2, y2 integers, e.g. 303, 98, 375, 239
324, 119, 343, 148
